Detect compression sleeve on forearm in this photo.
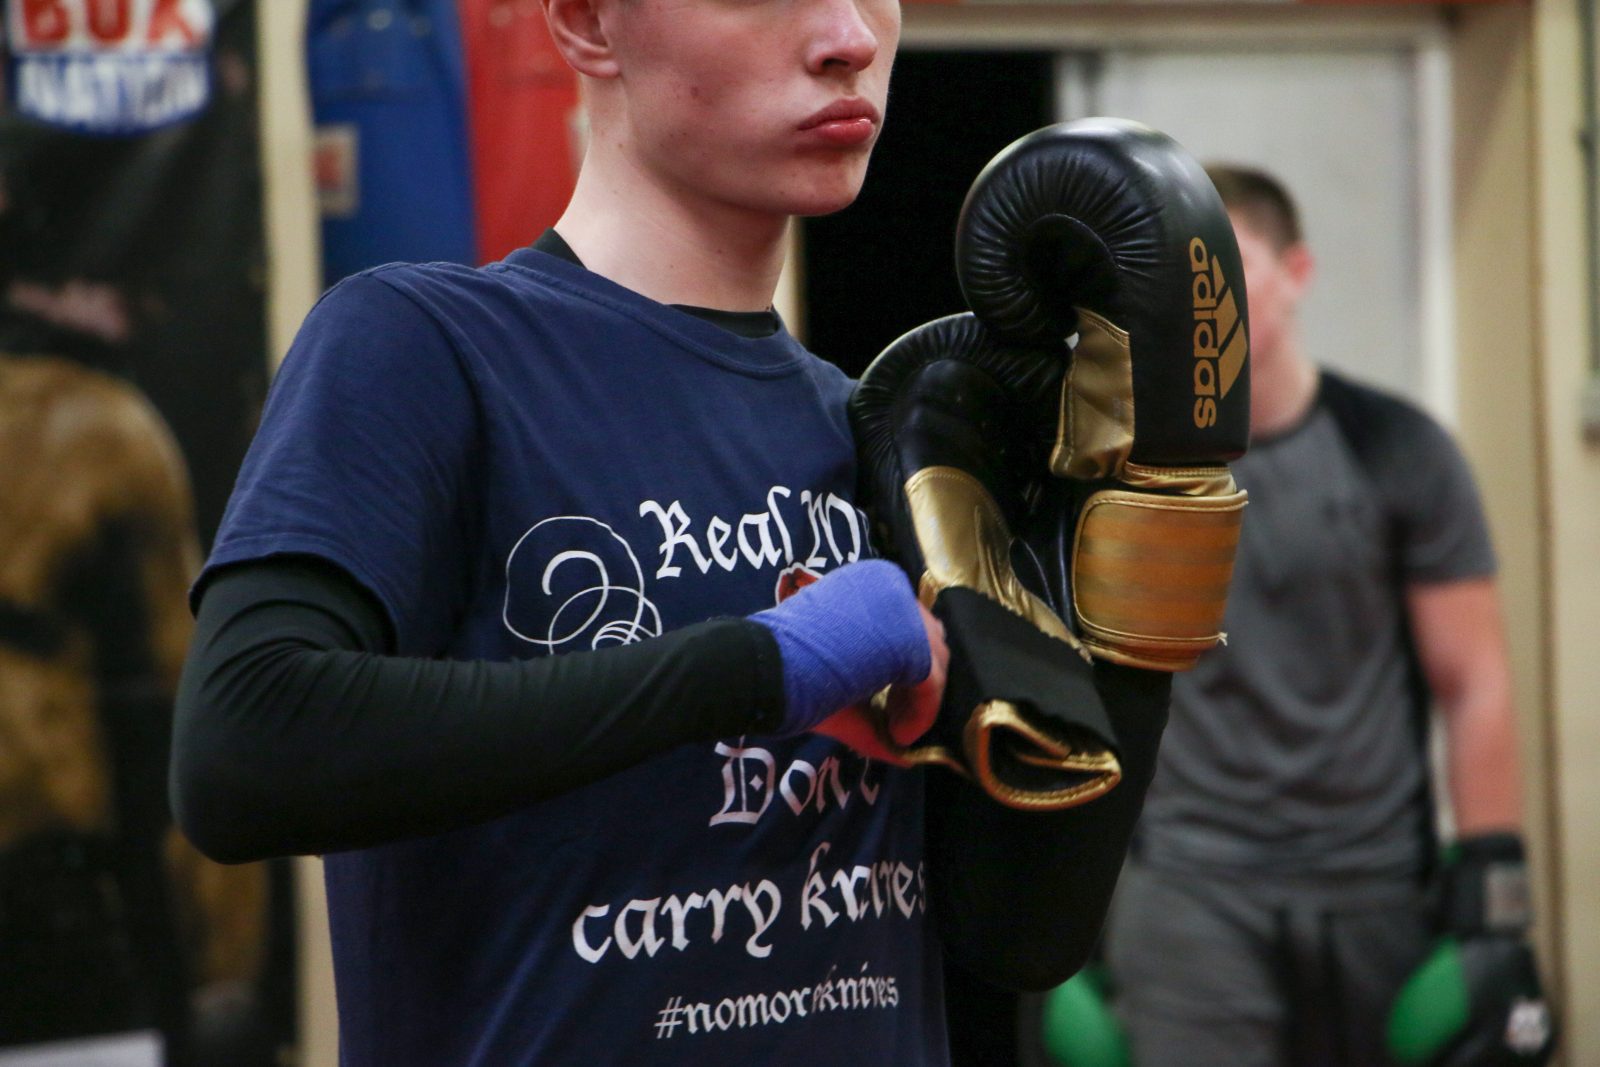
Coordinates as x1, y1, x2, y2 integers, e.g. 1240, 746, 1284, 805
172, 557, 785, 863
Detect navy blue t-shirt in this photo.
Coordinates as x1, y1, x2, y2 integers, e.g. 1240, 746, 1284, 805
204, 249, 946, 1064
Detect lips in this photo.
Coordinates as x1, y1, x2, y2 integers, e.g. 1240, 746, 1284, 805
798, 99, 881, 148
799, 98, 882, 132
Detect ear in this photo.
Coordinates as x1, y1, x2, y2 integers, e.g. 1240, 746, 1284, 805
1280, 241, 1315, 299
543, 0, 619, 79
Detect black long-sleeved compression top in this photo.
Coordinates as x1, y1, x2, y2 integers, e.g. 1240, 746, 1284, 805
172, 557, 784, 862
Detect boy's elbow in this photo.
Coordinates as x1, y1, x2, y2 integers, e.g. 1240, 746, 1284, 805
170, 761, 249, 864
170, 720, 283, 865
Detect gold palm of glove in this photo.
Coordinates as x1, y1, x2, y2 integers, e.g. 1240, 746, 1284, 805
872, 465, 1122, 810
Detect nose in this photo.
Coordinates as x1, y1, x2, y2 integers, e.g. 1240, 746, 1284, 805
804, 0, 886, 77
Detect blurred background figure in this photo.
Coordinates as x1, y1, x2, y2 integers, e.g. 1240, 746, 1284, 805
1040, 165, 1553, 1067
0, 353, 269, 1065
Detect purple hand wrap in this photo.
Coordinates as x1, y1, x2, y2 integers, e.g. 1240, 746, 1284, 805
749, 559, 931, 736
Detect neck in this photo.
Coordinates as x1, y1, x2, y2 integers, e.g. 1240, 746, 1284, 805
553, 138, 788, 312
1249, 328, 1320, 438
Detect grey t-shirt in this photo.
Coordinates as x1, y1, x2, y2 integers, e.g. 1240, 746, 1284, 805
1137, 371, 1497, 878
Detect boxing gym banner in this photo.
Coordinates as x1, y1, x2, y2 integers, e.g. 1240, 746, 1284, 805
5, 0, 215, 134
0, 0, 267, 543
1, 1, 290, 1063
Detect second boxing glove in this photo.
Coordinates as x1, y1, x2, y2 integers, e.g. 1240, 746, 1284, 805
957, 118, 1249, 673
850, 312, 1121, 811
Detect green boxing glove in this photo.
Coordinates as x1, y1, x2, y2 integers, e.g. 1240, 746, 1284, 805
1387, 833, 1556, 1066
1041, 966, 1131, 1067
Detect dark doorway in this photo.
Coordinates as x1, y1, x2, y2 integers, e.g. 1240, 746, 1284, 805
801, 50, 1056, 377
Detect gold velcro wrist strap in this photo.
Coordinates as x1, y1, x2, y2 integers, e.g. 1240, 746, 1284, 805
880, 695, 1122, 811
962, 699, 1123, 810
1072, 473, 1247, 671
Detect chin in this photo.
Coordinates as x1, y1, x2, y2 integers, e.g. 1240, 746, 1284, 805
789, 193, 863, 218
782, 174, 872, 218
707, 151, 873, 219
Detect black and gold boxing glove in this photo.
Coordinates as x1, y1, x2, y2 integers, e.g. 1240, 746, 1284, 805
850, 312, 1120, 811
956, 117, 1250, 674
849, 119, 1250, 812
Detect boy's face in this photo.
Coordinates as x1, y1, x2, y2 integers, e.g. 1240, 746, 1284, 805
603, 0, 900, 219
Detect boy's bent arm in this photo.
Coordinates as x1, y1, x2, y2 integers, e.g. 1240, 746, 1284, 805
172, 557, 784, 863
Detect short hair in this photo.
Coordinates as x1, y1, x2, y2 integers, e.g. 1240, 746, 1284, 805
1203, 163, 1302, 251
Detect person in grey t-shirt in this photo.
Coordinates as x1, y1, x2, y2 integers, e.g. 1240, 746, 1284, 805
1080, 166, 1553, 1067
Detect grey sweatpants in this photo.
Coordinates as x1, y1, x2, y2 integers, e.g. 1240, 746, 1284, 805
1101, 859, 1433, 1067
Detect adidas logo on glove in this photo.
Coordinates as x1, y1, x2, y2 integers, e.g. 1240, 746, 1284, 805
1190, 237, 1247, 429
